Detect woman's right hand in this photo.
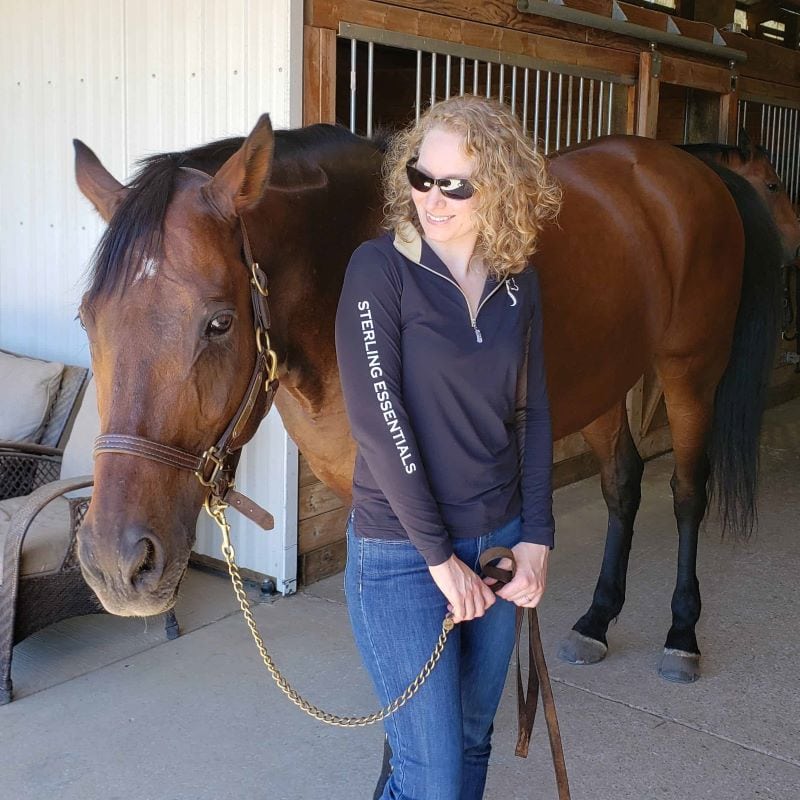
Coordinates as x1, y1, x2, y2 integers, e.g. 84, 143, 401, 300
428, 555, 496, 623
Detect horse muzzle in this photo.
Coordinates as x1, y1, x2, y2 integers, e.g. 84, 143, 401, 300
78, 520, 182, 617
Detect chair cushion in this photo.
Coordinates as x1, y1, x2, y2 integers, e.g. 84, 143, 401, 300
0, 494, 74, 579
40, 365, 90, 448
60, 378, 98, 481
0, 350, 64, 443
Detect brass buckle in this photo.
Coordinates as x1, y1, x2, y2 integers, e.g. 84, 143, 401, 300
265, 348, 278, 383
251, 263, 269, 296
255, 326, 268, 354
195, 447, 226, 489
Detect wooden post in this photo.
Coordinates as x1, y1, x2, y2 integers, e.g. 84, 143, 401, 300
303, 26, 337, 126
719, 73, 739, 144
636, 51, 660, 138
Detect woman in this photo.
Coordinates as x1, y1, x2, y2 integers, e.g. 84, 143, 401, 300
335, 95, 561, 800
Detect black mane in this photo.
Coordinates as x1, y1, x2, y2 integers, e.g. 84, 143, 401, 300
85, 125, 376, 301
678, 141, 771, 164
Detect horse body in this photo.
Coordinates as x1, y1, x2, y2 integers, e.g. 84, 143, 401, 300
540, 137, 744, 439
74, 118, 795, 679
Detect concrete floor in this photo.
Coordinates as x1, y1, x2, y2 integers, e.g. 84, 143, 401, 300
2, 400, 799, 799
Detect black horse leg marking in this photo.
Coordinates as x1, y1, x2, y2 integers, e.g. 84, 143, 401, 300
659, 458, 708, 683
559, 403, 644, 665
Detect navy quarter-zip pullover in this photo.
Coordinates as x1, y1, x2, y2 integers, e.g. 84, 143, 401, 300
335, 225, 554, 567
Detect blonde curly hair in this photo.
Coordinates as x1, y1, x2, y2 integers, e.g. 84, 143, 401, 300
383, 95, 562, 278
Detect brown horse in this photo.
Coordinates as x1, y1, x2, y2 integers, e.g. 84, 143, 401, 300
73, 117, 797, 686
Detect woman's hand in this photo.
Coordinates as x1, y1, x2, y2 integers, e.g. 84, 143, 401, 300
486, 542, 549, 608
428, 555, 497, 623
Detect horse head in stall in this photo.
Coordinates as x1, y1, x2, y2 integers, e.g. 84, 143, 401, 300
681, 130, 800, 264
74, 116, 383, 616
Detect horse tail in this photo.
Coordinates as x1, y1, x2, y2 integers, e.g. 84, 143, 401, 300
701, 159, 783, 538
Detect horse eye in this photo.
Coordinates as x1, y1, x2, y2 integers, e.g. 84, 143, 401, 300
767, 182, 780, 193
206, 311, 234, 337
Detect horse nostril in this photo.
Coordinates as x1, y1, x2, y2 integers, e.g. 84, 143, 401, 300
122, 527, 165, 590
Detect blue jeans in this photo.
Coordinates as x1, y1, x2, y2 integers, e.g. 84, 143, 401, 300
345, 515, 522, 800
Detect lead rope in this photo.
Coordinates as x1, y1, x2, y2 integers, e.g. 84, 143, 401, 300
205, 495, 454, 727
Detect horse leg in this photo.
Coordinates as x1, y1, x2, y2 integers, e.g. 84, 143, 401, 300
559, 401, 644, 665
656, 372, 714, 683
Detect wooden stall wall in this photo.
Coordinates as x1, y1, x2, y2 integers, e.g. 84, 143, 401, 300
298, 0, 800, 585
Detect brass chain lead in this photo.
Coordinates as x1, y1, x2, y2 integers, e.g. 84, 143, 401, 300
204, 496, 455, 727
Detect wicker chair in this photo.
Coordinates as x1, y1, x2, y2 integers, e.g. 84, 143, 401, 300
0, 353, 90, 501
0, 377, 179, 705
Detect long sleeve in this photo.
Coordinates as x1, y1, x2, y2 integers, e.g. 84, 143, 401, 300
335, 242, 453, 566
520, 270, 556, 547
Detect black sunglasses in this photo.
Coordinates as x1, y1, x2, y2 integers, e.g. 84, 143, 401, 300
405, 160, 476, 200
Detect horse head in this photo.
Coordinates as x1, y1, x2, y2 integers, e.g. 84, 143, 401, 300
735, 129, 800, 264
74, 116, 280, 616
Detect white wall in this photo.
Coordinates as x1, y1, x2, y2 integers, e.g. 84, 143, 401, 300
0, 0, 303, 591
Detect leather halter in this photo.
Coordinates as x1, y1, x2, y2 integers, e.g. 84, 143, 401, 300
93, 219, 279, 530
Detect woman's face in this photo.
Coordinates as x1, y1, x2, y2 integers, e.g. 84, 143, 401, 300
412, 127, 479, 254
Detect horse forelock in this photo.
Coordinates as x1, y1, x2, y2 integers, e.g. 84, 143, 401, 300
85, 153, 200, 302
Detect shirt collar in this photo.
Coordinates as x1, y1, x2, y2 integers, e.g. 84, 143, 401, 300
392, 223, 499, 292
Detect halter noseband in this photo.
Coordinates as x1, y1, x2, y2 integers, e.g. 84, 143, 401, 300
92, 219, 280, 530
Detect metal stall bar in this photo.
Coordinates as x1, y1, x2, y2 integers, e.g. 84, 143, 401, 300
794, 109, 800, 205
566, 75, 573, 146
415, 50, 422, 122
511, 66, 518, 115
793, 109, 800, 204
787, 107, 794, 203
770, 105, 778, 159
522, 67, 530, 133
445, 54, 452, 100
587, 79, 595, 140
788, 109, 795, 204
366, 41, 374, 138
597, 81, 604, 138
545, 71, 552, 153
431, 52, 437, 107
556, 73, 563, 149
534, 70, 541, 150
459, 57, 466, 96
577, 77, 584, 143
607, 82, 614, 135
499, 63, 505, 104
349, 39, 357, 133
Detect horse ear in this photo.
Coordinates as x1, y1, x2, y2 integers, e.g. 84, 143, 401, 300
738, 128, 753, 161
74, 140, 130, 222
205, 114, 275, 220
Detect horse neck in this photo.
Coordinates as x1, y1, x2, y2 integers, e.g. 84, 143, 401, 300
252, 146, 384, 411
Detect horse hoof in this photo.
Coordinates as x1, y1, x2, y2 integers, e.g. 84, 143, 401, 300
558, 630, 608, 665
658, 648, 701, 683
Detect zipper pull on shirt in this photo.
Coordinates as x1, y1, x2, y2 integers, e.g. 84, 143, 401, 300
473, 322, 483, 343
506, 278, 519, 306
